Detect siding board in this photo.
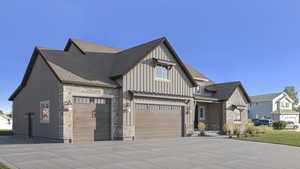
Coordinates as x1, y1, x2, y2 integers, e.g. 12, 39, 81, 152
123, 44, 193, 96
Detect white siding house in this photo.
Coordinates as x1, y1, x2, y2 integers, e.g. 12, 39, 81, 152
249, 92, 300, 124
0, 113, 12, 130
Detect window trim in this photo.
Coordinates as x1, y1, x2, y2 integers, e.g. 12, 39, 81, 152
40, 100, 50, 124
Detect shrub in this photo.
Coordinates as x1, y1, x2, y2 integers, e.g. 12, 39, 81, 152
247, 126, 257, 136
256, 125, 272, 134
198, 122, 206, 136
224, 123, 234, 138
272, 120, 287, 130
233, 123, 242, 136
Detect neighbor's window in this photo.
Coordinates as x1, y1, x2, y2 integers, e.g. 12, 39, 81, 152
234, 109, 241, 121
40, 100, 50, 123
155, 65, 168, 80
286, 103, 289, 107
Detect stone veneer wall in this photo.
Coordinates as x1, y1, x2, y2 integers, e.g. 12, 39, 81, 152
62, 85, 122, 142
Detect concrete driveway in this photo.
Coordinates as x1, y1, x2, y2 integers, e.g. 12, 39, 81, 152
0, 136, 299, 169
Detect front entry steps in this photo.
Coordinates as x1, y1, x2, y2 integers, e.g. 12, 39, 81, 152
191, 130, 223, 137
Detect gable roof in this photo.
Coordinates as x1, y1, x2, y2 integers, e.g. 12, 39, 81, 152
65, 38, 122, 53
250, 92, 294, 103
184, 63, 212, 82
9, 37, 198, 100
70, 37, 197, 86
205, 81, 251, 103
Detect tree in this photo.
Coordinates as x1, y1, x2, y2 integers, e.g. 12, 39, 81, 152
0, 110, 3, 115
283, 86, 299, 109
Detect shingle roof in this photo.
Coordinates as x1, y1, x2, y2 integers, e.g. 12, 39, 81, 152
250, 92, 282, 102
9, 37, 199, 100
40, 49, 118, 87
205, 81, 251, 102
184, 63, 212, 82
67, 38, 122, 53
110, 37, 165, 77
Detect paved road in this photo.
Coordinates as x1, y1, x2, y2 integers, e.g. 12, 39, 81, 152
0, 136, 299, 169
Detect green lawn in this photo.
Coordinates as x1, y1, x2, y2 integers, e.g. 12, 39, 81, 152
239, 130, 300, 147
0, 162, 10, 169
0, 130, 13, 135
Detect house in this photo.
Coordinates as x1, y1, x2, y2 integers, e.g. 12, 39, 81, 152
0, 113, 12, 130
9, 37, 250, 143
249, 92, 300, 124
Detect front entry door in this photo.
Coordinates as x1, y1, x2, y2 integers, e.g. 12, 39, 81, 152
194, 105, 205, 129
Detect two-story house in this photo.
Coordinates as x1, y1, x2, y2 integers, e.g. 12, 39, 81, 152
9, 37, 250, 143
249, 92, 300, 124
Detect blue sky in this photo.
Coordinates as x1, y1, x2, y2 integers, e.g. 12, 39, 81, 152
1, 0, 300, 112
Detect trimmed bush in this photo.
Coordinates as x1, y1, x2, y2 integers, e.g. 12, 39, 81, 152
272, 120, 287, 130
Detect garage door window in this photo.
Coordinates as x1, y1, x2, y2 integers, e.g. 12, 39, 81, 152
135, 104, 181, 111
74, 97, 107, 104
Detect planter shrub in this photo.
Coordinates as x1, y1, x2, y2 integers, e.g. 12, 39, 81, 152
198, 122, 206, 136
272, 120, 287, 130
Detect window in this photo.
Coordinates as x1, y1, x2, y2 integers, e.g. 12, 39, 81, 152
40, 100, 50, 123
154, 65, 168, 80
234, 109, 241, 121
198, 106, 205, 120
74, 97, 107, 104
196, 86, 201, 94
286, 103, 289, 107
135, 104, 181, 111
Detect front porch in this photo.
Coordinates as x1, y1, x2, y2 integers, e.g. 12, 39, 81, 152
193, 96, 224, 131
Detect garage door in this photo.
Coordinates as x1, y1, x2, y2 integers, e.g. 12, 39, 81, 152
73, 97, 111, 142
284, 117, 297, 123
135, 104, 183, 139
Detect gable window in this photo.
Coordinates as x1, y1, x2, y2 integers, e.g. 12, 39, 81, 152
286, 103, 289, 107
154, 65, 168, 80
40, 100, 50, 123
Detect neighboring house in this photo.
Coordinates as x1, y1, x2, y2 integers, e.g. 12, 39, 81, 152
0, 113, 12, 130
9, 37, 250, 143
249, 92, 300, 124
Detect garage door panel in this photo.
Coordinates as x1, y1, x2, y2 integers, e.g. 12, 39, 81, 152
135, 103, 183, 139
73, 97, 111, 142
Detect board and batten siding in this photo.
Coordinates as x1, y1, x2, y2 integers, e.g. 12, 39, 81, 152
123, 44, 193, 96
12, 55, 63, 140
